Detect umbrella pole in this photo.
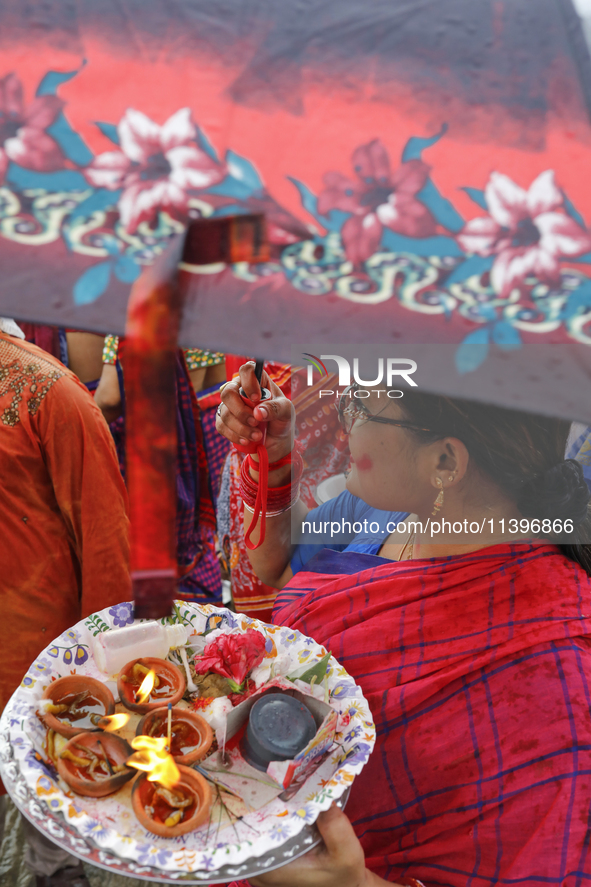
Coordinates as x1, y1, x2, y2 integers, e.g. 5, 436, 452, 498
124, 240, 184, 619
124, 214, 268, 619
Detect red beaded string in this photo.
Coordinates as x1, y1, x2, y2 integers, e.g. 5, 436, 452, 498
243, 444, 268, 550
238, 444, 304, 550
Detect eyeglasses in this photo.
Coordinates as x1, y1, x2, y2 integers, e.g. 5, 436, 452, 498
336, 384, 432, 435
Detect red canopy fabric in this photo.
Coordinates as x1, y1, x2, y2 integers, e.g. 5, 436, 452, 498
0, 0, 590, 375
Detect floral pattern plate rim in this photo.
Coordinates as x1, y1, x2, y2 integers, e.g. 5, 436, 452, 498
3, 777, 349, 884
0, 601, 374, 881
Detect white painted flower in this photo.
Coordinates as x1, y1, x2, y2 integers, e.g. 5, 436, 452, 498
457, 170, 591, 297
85, 108, 226, 232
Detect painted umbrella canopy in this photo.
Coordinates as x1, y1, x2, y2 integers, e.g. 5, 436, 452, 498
0, 0, 590, 408
0, 2, 590, 667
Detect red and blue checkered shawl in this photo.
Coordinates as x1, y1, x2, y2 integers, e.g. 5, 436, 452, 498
273, 543, 591, 886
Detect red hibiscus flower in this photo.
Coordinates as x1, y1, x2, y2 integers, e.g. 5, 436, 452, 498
317, 139, 437, 265
456, 170, 591, 298
84, 108, 226, 233
194, 629, 266, 692
0, 73, 64, 182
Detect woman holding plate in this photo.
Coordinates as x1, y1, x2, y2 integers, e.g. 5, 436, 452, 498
216, 362, 591, 887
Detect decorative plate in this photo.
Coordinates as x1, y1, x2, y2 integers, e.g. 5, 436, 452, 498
0, 602, 374, 883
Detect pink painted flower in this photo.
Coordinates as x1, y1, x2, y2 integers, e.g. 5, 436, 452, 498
85, 108, 226, 233
317, 139, 436, 264
0, 73, 64, 181
457, 170, 591, 297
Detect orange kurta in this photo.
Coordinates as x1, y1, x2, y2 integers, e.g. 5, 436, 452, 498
0, 332, 130, 714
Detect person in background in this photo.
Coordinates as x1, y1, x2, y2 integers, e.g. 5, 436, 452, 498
0, 319, 130, 887
568, 421, 591, 492
17, 323, 62, 362
20, 327, 105, 392
60, 330, 105, 392
218, 365, 591, 887
94, 335, 225, 602
216, 359, 351, 620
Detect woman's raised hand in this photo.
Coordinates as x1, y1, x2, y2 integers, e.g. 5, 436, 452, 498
215, 362, 295, 463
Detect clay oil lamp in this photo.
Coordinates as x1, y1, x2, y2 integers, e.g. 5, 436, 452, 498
136, 706, 213, 766
57, 730, 134, 797
117, 658, 185, 715
128, 735, 212, 837
40, 675, 115, 739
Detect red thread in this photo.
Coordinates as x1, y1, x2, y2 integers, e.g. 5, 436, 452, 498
238, 444, 304, 549
243, 444, 269, 550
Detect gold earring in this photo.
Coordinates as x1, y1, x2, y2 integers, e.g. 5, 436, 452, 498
432, 477, 444, 516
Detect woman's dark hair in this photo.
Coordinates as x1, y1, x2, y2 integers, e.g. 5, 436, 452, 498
399, 391, 591, 576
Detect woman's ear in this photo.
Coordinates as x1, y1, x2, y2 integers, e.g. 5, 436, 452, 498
429, 437, 469, 488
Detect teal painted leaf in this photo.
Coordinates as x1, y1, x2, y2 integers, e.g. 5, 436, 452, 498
47, 113, 93, 165
492, 321, 521, 349
36, 68, 82, 96
562, 193, 586, 229
95, 122, 120, 145
401, 124, 448, 162
321, 209, 350, 233
455, 328, 490, 374
287, 177, 349, 232
399, 127, 464, 232
206, 178, 256, 201
381, 229, 464, 257
445, 254, 493, 285
288, 177, 318, 217
102, 236, 121, 257
212, 204, 251, 218
476, 303, 497, 322
73, 261, 112, 306
114, 254, 141, 283
561, 280, 591, 320
226, 149, 263, 193
461, 187, 488, 211
416, 180, 464, 233
6, 164, 88, 191
67, 188, 121, 224
196, 126, 219, 162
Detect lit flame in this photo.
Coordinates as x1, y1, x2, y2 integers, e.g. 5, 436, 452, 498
127, 735, 180, 789
136, 670, 156, 704
98, 713, 130, 732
